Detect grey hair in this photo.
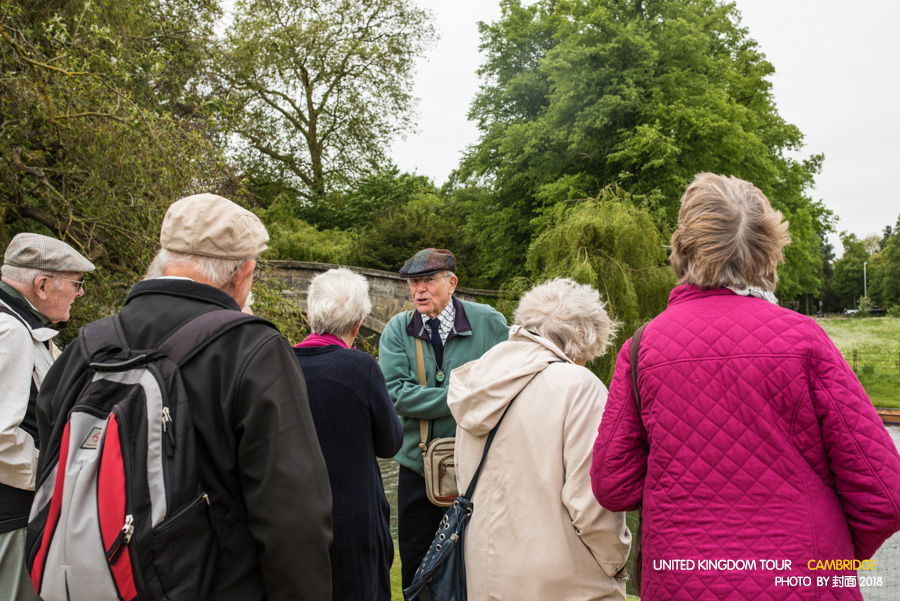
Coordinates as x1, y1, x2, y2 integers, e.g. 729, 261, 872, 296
306, 268, 372, 337
514, 278, 618, 364
1, 265, 64, 289
670, 173, 790, 291
144, 249, 248, 287
409, 271, 456, 282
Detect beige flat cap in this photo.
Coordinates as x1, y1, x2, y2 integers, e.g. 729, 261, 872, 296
4, 233, 96, 273
160, 193, 269, 259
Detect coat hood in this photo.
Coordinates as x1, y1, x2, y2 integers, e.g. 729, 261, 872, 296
448, 324, 572, 437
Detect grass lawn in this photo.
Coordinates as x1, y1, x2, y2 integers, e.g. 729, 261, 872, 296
391, 547, 402, 601
816, 316, 900, 408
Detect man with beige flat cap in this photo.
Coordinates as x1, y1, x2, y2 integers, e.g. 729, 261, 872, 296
0, 233, 94, 601
33, 194, 333, 601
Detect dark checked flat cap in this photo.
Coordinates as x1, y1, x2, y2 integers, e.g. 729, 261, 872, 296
399, 248, 457, 277
4, 233, 96, 273
160, 193, 268, 260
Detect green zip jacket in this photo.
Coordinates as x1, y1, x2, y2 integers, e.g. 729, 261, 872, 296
379, 296, 509, 474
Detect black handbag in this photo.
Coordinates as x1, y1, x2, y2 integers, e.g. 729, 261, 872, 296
403, 392, 522, 601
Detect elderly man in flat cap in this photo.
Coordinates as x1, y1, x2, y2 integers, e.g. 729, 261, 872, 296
34, 195, 332, 601
379, 248, 508, 588
0, 233, 94, 601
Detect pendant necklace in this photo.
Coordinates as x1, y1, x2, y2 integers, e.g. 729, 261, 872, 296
427, 343, 445, 383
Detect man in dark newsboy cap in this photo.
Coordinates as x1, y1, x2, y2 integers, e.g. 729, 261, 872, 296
0, 233, 95, 601
378, 248, 509, 587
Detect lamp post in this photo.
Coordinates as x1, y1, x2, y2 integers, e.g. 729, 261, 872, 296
864, 261, 867, 298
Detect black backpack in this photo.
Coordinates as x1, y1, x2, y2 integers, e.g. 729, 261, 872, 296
27, 309, 269, 601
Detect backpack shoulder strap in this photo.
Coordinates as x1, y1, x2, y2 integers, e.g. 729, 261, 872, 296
630, 323, 647, 418
79, 315, 128, 361
159, 310, 276, 366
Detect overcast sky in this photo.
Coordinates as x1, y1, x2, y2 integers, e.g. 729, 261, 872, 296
389, 0, 900, 256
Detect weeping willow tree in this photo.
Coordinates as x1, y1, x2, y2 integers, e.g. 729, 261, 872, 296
521, 186, 675, 383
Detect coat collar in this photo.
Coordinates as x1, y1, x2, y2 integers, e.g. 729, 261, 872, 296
0, 287, 58, 342
508, 325, 574, 364
667, 283, 737, 306
406, 295, 472, 340
0, 282, 52, 327
125, 278, 242, 311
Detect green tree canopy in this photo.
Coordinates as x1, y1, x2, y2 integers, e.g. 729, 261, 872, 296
0, 0, 233, 341
514, 185, 674, 383
869, 215, 900, 310
221, 0, 434, 204
463, 0, 830, 293
832, 233, 870, 309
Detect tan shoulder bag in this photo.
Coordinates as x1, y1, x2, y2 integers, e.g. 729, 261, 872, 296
415, 336, 459, 507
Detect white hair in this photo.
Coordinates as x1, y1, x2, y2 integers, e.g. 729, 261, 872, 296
306, 268, 372, 337
144, 249, 248, 287
514, 278, 618, 364
1, 265, 64, 289
408, 270, 456, 282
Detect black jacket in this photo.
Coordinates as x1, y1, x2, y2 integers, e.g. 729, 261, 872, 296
34, 279, 333, 601
294, 345, 402, 601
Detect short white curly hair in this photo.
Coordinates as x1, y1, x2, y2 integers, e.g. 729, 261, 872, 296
514, 278, 617, 364
306, 268, 372, 338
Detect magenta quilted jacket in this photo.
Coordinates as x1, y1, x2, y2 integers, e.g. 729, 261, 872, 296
591, 285, 900, 600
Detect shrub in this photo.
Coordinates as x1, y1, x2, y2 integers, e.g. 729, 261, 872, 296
856, 296, 873, 315
254, 198, 355, 264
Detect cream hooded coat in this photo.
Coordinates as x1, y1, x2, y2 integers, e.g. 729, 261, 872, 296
447, 325, 630, 601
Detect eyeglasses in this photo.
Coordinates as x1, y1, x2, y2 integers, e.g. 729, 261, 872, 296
47, 275, 85, 292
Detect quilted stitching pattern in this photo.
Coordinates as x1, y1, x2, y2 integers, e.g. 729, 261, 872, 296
591, 285, 900, 600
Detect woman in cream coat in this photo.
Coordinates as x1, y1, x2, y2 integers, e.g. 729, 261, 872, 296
448, 278, 630, 600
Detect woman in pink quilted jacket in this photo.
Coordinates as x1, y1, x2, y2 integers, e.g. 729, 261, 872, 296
591, 173, 900, 600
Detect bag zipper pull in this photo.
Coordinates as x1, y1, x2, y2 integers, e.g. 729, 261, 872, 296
106, 514, 134, 564
162, 407, 175, 456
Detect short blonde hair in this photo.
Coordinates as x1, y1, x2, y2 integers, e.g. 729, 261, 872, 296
670, 173, 790, 291
306, 268, 372, 337
514, 278, 617, 364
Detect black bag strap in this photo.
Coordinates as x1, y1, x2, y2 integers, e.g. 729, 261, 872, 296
0, 304, 29, 328
630, 323, 647, 417
79, 309, 275, 366
628, 322, 648, 594
79, 315, 127, 360
463, 371, 544, 500
158, 310, 273, 366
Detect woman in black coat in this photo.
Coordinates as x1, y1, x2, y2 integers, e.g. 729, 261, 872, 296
293, 268, 403, 601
